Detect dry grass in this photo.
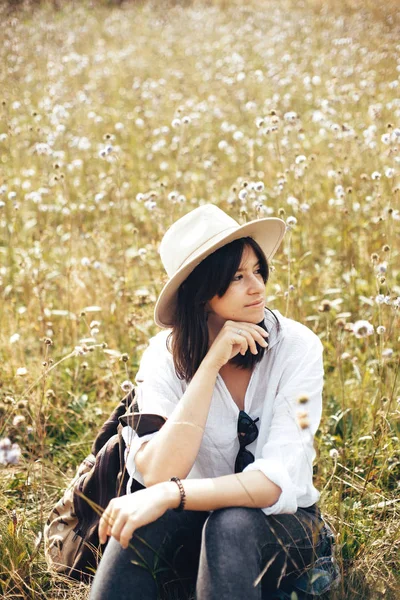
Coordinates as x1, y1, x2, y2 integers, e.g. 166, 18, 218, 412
0, 0, 399, 598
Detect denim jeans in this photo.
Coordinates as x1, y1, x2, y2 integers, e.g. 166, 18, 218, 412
89, 504, 329, 600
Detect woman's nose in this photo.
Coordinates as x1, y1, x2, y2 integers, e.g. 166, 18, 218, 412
248, 274, 264, 291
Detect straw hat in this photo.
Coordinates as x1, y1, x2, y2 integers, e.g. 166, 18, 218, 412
154, 204, 286, 328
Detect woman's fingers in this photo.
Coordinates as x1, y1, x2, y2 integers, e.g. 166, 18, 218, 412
235, 329, 256, 354
233, 325, 268, 355
101, 509, 136, 548
119, 519, 137, 549
254, 329, 269, 347
99, 500, 120, 543
110, 512, 129, 541
99, 508, 112, 544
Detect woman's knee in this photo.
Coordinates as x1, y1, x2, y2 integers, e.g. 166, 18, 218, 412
202, 507, 265, 552
89, 537, 157, 600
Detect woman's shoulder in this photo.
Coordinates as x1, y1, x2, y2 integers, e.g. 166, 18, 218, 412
135, 329, 174, 383
268, 310, 323, 352
146, 328, 172, 351
140, 329, 174, 365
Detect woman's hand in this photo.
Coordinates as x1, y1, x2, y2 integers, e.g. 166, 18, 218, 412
99, 482, 179, 549
204, 320, 269, 371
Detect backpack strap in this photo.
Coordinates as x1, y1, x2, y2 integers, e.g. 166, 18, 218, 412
92, 389, 136, 455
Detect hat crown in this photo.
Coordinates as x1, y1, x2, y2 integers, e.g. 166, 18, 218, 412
160, 205, 239, 277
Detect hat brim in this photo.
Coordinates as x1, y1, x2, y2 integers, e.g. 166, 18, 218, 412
154, 217, 286, 328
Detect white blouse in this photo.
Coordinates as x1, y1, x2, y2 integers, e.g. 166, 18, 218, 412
122, 309, 324, 516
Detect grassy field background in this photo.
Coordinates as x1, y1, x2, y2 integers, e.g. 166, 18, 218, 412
0, 0, 399, 598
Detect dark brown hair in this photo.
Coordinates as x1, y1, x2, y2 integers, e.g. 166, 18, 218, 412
168, 237, 278, 381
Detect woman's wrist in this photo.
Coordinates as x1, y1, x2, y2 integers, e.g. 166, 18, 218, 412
200, 355, 221, 376
162, 481, 182, 510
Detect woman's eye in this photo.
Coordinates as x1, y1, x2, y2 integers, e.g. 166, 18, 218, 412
233, 274, 242, 281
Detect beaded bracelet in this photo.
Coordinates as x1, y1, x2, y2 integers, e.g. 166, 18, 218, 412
170, 477, 186, 511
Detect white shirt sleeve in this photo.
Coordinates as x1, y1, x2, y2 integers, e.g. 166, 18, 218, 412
123, 331, 184, 488
243, 327, 324, 515
135, 330, 184, 415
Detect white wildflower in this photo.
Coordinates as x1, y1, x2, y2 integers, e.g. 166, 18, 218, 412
238, 189, 248, 202
0, 438, 12, 450
233, 131, 244, 141
35, 143, 52, 156
9, 333, 20, 344
74, 346, 87, 356
144, 200, 156, 211
0, 439, 22, 466
16, 367, 28, 376
120, 380, 134, 393
384, 167, 395, 178
376, 262, 387, 274
382, 348, 393, 358
335, 185, 345, 199
13, 415, 25, 428
287, 196, 299, 207
284, 111, 298, 123
353, 320, 374, 338
168, 191, 178, 202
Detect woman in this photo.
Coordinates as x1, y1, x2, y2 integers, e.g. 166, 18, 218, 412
89, 204, 336, 600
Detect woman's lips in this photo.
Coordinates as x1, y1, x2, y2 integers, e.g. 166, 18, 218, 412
246, 299, 264, 307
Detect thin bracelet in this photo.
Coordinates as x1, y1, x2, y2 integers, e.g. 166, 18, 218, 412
170, 477, 186, 511
170, 421, 204, 432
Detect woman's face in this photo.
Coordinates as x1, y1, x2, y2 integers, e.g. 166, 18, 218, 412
206, 245, 266, 325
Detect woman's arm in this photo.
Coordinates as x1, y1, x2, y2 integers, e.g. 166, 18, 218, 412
135, 321, 268, 487
100, 471, 281, 548
135, 357, 220, 487
165, 470, 282, 511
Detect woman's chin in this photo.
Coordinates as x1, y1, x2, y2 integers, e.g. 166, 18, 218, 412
243, 305, 265, 321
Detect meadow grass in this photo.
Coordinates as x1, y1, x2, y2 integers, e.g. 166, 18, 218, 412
0, 0, 399, 598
